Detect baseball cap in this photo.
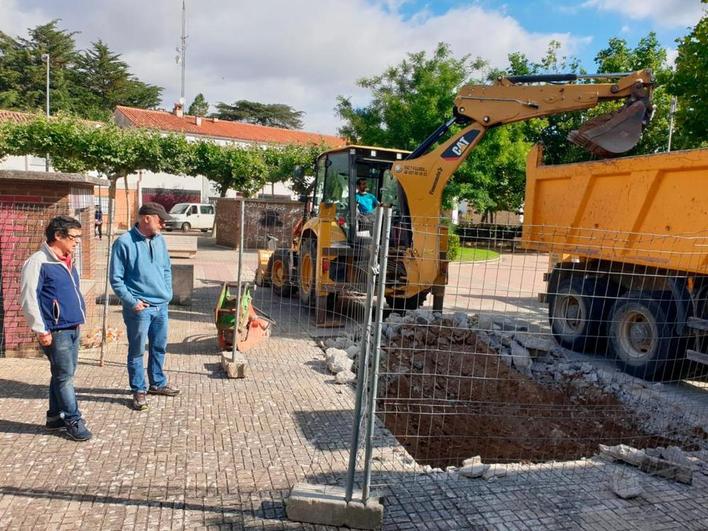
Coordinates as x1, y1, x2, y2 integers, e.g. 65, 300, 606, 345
138, 202, 172, 221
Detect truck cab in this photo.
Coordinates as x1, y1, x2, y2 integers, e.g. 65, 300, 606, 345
165, 202, 215, 232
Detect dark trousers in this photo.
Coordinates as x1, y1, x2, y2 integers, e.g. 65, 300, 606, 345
41, 328, 81, 422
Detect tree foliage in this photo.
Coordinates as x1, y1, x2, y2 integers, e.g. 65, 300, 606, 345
213, 100, 305, 129
0, 115, 323, 199
667, 11, 707, 149
187, 93, 210, 116
336, 42, 530, 215
0, 20, 161, 120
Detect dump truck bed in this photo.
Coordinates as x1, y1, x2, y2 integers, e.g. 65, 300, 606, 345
521, 145, 708, 274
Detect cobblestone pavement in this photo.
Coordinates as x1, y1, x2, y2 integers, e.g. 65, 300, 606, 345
0, 236, 707, 530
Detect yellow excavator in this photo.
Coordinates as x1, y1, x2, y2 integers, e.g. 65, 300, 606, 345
258, 70, 654, 322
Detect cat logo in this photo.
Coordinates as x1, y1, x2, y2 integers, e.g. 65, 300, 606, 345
442, 130, 479, 159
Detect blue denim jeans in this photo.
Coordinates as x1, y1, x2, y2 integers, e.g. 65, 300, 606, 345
122, 303, 169, 392
41, 328, 81, 422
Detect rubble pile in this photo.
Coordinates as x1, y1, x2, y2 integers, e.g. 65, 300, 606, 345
374, 310, 702, 468
314, 309, 707, 470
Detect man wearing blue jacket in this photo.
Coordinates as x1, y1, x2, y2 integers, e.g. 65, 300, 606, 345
21, 216, 92, 441
110, 202, 179, 411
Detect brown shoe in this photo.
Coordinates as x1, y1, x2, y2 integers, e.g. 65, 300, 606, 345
148, 385, 180, 397
132, 391, 149, 411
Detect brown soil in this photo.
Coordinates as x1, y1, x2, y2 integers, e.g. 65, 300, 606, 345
377, 330, 675, 468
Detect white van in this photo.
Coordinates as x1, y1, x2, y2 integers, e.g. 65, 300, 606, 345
165, 203, 215, 232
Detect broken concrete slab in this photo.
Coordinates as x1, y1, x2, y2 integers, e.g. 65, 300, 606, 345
335, 369, 356, 384
514, 332, 557, 353
610, 470, 643, 499
599, 444, 693, 485
286, 483, 383, 530
221, 351, 247, 379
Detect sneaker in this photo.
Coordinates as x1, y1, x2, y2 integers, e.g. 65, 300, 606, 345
148, 385, 180, 397
45, 415, 65, 431
65, 418, 92, 441
132, 391, 149, 411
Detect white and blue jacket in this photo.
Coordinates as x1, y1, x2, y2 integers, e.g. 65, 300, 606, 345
20, 243, 86, 334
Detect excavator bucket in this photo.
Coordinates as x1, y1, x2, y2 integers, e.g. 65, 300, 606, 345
568, 99, 651, 158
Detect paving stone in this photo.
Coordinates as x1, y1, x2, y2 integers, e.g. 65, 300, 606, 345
0, 237, 707, 530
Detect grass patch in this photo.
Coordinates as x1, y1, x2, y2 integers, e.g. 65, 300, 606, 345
456, 247, 499, 262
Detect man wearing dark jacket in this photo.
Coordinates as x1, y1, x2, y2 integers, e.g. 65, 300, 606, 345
20, 216, 92, 441
110, 202, 179, 411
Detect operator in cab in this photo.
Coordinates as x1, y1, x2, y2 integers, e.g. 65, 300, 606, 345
355, 178, 379, 214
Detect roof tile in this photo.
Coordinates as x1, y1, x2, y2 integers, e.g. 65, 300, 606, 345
114, 106, 345, 148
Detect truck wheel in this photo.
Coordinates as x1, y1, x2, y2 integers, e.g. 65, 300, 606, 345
609, 292, 685, 381
267, 250, 295, 298
181, 222, 191, 232
548, 276, 610, 352
299, 238, 317, 306
386, 290, 430, 310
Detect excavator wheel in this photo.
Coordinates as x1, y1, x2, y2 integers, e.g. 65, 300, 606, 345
267, 250, 295, 298
299, 238, 317, 307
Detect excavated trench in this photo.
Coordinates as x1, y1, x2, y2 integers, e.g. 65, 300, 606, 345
376, 325, 686, 469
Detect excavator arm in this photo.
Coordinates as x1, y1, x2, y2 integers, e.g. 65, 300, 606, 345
387, 69, 654, 300
392, 69, 654, 221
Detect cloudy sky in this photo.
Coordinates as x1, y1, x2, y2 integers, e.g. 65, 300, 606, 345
0, 0, 704, 134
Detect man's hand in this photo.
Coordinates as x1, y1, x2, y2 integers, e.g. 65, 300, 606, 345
133, 300, 149, 313
37, 332, 52, 347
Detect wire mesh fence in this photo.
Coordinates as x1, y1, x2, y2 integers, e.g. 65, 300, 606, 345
230, 199, 708, 510
358, 212, 708, 499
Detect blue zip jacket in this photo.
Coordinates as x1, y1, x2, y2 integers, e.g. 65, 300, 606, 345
110, 225, 173, 308
20, 243, 86, 334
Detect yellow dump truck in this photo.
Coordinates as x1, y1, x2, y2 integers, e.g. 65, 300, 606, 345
523, 145, 708, 380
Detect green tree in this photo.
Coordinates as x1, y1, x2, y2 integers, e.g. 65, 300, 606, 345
0, 20, 162, 120
190, 141, 267, 197
593, 32, 672, 156
336, 43, 482, 149
336, 42, 530, 215
187, 93, 209, 116
72, 40, 162, 120
0, 20, 78, 114
259, 143, 325, 197
213, 100, 304, 129
667, 12, 707, 149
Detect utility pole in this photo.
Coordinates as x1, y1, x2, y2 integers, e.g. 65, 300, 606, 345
667, 96, 677, 152
41, 53, 50, 171
179, 0, 187, 104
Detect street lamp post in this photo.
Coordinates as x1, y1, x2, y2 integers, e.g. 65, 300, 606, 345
41, 53, 50, 171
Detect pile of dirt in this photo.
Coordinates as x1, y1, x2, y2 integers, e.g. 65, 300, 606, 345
377, 329, 675, 468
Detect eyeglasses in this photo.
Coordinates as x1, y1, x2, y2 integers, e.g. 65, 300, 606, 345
66, 234, 82, 241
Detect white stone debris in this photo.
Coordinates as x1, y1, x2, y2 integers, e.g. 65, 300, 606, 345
325, 348, 352, 374
334, 369, 356, 384
610, 470, 643, 499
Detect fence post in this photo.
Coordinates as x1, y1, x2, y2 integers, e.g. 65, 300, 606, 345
232, 198, 245, 362
362, 206, 392, 501
344, 206, 384, 502
99, 178, 116, 367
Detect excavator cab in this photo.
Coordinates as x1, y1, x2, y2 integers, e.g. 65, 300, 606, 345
310, 146, 409, 244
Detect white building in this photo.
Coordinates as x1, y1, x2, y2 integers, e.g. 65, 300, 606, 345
113, 103, 344, 204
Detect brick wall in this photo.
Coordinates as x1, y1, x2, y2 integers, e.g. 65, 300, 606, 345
0, 178, 97, 357
215, 198, 304, 249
